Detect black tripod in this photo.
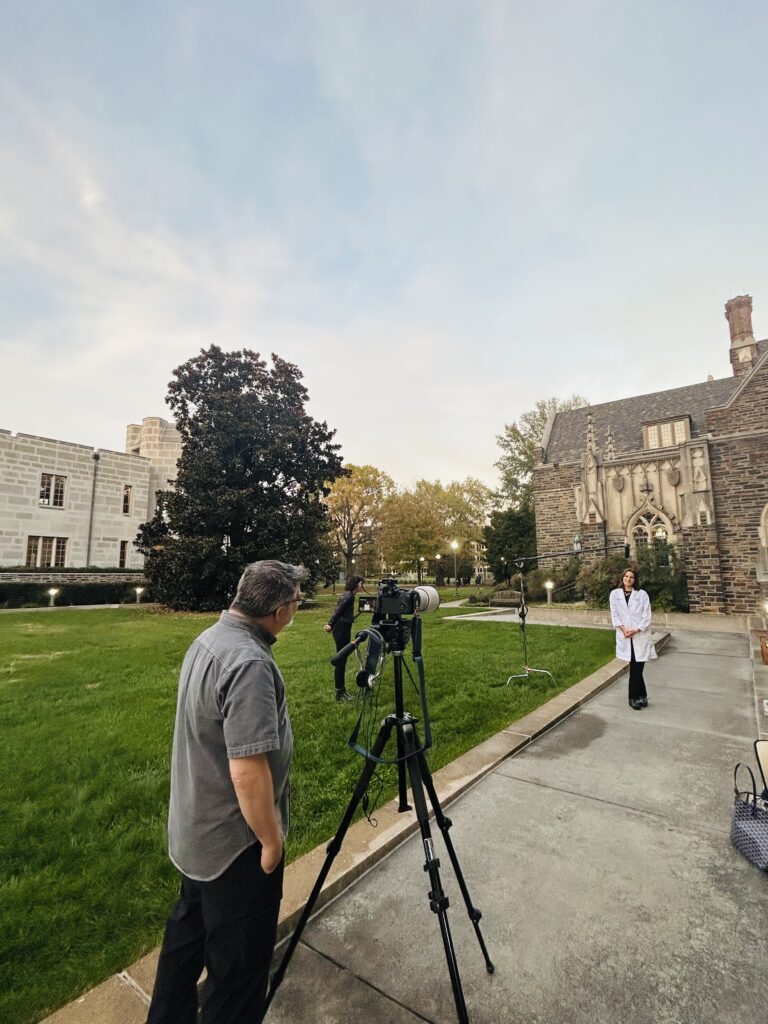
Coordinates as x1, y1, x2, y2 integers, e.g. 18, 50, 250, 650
265, 617, 495, 1024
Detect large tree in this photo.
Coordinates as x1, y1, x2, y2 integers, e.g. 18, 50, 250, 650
495, 394, 588, 509
325, 464, 395, 576
484, 507, 537, 582
379, 477, 495, 579
136, 346, 343, 610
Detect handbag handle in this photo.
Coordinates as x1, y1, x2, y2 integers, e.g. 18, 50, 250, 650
733, 762, 758, 803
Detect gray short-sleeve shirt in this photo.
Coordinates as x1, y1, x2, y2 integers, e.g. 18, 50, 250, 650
167, 610, 293, 881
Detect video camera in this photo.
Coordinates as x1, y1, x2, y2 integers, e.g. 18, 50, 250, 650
358, 578, 440, 618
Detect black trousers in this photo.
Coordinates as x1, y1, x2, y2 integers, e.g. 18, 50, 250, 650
147, 842, 284, 1024
628, 642, 647, 702
331, 622, 352, 691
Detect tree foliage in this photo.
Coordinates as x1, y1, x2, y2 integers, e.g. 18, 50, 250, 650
379, 477, 495, 577
496, 394, 588, 509
324, 464, 395, 576
136, 346, 343, 610
483, 507, 537, 582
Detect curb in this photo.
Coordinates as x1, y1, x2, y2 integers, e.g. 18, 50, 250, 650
41, 632, 670, 1023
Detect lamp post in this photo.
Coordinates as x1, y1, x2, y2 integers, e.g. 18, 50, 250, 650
48, 587, 59, 608
435, 553, 441, 586
573, 535, 582, 555
419, 556, 425, 584
451, 540, 459, 591
135, 586, 144, 604
545, 580, 554, 606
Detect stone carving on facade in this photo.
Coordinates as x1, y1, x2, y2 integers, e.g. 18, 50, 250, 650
691, 447, 708, 490
575, 442, 606, 524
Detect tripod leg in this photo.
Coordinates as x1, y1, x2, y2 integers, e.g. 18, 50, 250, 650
401, 722, 471, 1024
417, 749, 495, 975
264, 717, 395, 1012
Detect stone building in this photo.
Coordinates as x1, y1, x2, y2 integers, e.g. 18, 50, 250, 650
533, 295, 768, 614
0, 417, 181, 569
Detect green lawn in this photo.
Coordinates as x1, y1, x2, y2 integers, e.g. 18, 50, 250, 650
0, 601, 615, 1023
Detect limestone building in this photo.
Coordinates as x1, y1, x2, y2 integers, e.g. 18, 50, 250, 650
0, 417, 181, 569
533, 295, 768, 614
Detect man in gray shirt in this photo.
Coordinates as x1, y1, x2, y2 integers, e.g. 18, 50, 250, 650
147, 559, 307, 1024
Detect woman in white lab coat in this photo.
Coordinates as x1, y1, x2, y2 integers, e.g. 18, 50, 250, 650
609, 567, 656, 710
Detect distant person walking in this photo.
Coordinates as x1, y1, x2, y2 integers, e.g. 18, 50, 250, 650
323, 575, 364, 702
609, 566, 656, 711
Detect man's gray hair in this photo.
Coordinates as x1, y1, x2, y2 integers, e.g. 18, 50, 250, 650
231, 560, 309, 618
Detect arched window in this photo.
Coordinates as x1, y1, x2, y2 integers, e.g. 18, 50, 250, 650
629, 511, 673, 564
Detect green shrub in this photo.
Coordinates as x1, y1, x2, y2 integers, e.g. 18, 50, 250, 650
579, 547, 689, 612
526, 556, 583, 603
0, 582, 151, 608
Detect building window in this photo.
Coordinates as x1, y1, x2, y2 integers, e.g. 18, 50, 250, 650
55, 538, 67, 567
25, 536, 67, 567
652, 525, 669, 566
645, 419, 690, 450
630, 512, 673, 561
119, 541, 128, 568
25, 536, 67, 569
39, 473, 66, 507
122, 485, 132, 515
25, 536, 39, 567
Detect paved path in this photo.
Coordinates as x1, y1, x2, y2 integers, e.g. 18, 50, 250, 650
266, 630, 767, 1024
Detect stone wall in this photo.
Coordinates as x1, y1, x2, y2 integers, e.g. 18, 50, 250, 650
0, 431, 150, 569
679, 525, 725, 613
0, 417, 182, 571
704, 359, 768, 613
533, 463, 581, 561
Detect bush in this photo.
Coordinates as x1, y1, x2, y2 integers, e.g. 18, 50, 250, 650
579, 547, 689, 612
0, 582, 150, 608
525, 556, 584, 603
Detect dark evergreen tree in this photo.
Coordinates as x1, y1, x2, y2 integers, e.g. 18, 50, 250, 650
136, 346, 344, 610
483, 507, 537, 582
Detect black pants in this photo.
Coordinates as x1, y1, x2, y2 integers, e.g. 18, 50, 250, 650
332, 622, 352, 691
147, 843, 284, 1024
628, 642, 647, 702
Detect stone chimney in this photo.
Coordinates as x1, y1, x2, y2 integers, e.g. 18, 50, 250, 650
725, 294, 759, 376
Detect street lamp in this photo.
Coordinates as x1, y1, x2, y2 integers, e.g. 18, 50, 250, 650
545, 580, 554, 605
47, 587, 59, 608
135, 586, 144, 604
451, 540, 459, 591
419, 556, 425, 584
573, 535, 582, 555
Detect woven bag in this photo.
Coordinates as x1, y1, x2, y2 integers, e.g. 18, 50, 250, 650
731, 763, 768, 871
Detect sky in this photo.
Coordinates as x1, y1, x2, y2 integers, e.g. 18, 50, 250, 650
2, 0, 767, 489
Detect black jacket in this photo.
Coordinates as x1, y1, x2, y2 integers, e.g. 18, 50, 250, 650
328, 591, 355, 629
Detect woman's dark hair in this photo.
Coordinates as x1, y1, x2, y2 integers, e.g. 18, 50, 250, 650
344, 575, 365, 592
617, 565, 640, 590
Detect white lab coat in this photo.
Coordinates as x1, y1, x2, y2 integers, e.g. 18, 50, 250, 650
609, 587, 657, 663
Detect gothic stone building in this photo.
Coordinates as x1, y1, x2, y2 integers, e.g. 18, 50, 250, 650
0, 417, 180, 570
533, 295, 768, 615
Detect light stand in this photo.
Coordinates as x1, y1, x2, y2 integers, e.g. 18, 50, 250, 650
503, 567, 555, 687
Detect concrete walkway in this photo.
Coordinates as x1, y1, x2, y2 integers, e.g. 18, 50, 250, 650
265, 629, 767, 1024
42, 628, 767, 1023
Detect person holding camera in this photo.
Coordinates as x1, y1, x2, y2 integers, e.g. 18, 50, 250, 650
146, 559, 307, 1024
609, 565, 656, 711
323, 574, 365, 702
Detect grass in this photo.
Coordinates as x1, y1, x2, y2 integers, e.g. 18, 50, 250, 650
0, 601, 615, 1024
